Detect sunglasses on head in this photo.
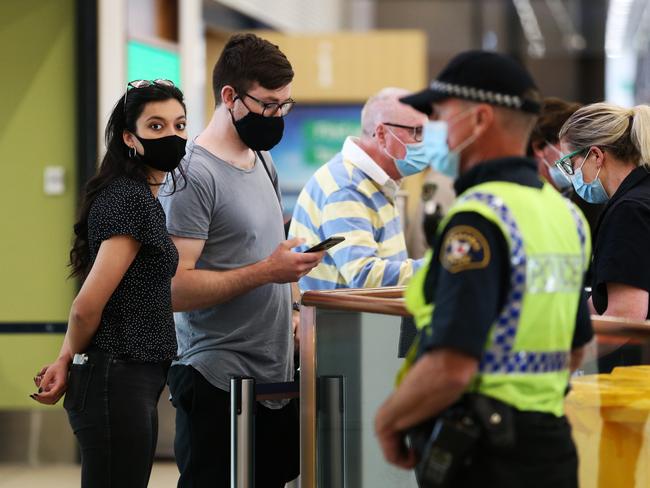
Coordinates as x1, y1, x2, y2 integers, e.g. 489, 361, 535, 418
123, 79, 176, 107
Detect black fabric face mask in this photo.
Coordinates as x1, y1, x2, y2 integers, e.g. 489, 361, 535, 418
230, 109, 284, 151
135, 134, 187, 172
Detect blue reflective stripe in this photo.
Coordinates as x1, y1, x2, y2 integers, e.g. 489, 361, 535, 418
481, 350, 570, 373
564, 199, 587, 266
458, 192, 569, 374
460, 192, 525, 359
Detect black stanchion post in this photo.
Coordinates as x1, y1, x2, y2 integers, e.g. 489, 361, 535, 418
231, 376, 255, 488
318, 375, 345, 488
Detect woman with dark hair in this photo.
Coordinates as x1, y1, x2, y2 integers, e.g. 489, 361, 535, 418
31, 80, 187, 487
529, 97, 583, 193
528, 97, 604, 237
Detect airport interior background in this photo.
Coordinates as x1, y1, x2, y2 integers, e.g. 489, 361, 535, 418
2, 0, 650, 487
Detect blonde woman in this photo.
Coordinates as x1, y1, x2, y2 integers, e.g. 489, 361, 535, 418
557, 102, 650, 325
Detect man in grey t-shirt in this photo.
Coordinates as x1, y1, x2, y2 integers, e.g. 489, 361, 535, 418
161, 34, 323, 488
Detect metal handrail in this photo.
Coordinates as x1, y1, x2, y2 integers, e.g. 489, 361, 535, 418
302, 289, 408, 317
301, 287, 650, 338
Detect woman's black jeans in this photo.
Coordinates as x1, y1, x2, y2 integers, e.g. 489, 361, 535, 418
64, 347, 169, 488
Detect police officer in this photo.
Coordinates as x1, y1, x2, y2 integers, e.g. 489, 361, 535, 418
374, 51, 593, 488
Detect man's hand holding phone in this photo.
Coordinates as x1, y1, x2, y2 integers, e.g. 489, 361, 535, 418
303, 236, 345, 253
263, 238, 324, 283
262, 236, 344, 284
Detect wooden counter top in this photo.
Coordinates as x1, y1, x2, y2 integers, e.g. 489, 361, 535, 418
301, 287, 650, 338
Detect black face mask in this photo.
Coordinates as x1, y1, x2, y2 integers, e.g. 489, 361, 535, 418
135, 134, 187, 172
230, 109, 284, 151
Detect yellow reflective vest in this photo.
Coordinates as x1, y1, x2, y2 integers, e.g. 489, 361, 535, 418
399, 181, 590, 417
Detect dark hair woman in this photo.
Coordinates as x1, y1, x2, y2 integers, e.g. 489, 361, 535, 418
31, 80, 187, 488
529, 97, 583, 193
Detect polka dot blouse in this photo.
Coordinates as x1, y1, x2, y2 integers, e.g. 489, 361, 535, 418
87, 176, 179, 362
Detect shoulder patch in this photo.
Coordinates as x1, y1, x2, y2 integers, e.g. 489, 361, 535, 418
440, 225, 491, 273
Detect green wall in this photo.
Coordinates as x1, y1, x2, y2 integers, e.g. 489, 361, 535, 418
0, 0, 77, 408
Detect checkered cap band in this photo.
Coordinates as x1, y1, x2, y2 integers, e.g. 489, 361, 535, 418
430, 80, 533, 111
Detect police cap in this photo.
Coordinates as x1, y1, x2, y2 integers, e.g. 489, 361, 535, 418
401, 50, 541, 116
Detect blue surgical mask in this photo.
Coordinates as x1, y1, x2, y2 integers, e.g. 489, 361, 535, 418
426, 117, 482, 181
385, 129, 433, 177
547, 161, 573, 191
571, 150, 609, 203
541, 143, 573, 191
423, 121, 459, 180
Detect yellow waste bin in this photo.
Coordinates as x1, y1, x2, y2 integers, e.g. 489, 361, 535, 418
566, 366, 650, 488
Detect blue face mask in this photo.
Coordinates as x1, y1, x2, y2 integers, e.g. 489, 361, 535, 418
571, 150, 609, 203
547, 162, 572, 191
386, 129, 434, 177
423, 121, 460, 180
541, 143, 573, 191
426, 115, 484, 181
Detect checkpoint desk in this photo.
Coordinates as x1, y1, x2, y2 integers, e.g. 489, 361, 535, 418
297, 287, 650, 488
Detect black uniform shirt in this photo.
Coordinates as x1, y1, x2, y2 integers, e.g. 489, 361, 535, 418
419, 157, 593, 360
590, 166, 650, 318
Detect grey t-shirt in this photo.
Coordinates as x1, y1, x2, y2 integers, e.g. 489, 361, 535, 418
160, 142, 292, 399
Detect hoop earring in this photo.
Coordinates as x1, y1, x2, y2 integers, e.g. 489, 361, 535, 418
129, 146, 136, 159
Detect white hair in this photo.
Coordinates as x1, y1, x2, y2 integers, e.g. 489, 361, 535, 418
360, 87, 413, 137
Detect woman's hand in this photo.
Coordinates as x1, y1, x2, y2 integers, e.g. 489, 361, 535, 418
31, 357, 70, 405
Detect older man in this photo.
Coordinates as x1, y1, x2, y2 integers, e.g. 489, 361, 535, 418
289, 88, 429, 291
375, 51, 593, 488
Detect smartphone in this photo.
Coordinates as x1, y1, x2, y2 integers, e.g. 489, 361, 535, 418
304, 236, 345, 253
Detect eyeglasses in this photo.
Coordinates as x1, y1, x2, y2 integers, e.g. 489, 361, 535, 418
554, 147, 589, 176
383, 122, 424, 142
124, 79, 176, 107
236, 92, 295, 117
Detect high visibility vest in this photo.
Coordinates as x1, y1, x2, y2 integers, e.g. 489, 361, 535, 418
399, 181, 590, 417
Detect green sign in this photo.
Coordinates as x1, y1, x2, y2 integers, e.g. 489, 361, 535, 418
302, 119, 361, 166
127, 40, 180, 86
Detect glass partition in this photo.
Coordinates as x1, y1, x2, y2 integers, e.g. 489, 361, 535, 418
299, 287, 650, 488
565, 316, 650, 488
314, 309, 416, 487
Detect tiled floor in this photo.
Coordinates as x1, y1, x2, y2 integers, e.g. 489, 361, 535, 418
0, 462, 179, 487
0, 463, 300, 487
